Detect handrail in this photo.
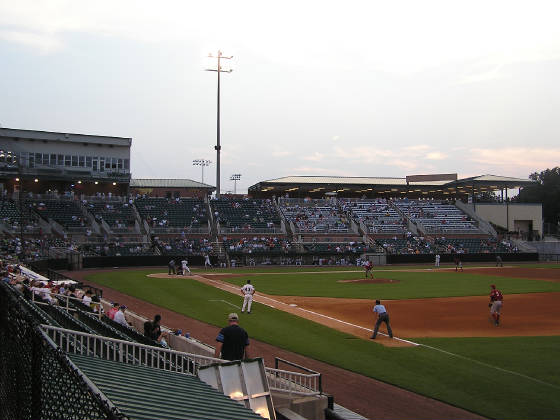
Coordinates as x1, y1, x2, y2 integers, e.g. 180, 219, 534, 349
40, 325, 322, 395
41, 324, 223, 374
274, 357, 322, 394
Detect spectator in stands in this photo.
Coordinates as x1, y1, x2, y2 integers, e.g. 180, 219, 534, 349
113, 305, 129, 326
214, 313, 250, 361
144, 314, 168, 346
82, 290, 93, 307
107, 302, 119, 320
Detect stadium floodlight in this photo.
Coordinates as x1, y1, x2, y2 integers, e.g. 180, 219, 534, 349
230, 174, 241, 194
192, 159, 212, 184
205, 50, 233, 198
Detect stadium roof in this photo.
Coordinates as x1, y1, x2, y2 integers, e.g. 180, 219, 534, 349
70, 353, 264, 420
249, 174, 535, 198
0, 127, 131, 147
130, 178, 215, 190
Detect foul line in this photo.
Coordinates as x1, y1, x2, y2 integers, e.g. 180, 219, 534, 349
418, 343, 560, 390
208, 299, 240, 309
199, 275, 560, 389
201, 276, 418, 346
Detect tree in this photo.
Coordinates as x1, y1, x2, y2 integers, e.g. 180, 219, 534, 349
516, 167, 560, 227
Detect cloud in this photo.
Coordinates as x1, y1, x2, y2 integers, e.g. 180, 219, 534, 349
457, 63, 505, 85
302, 152, 325, 162
0, 30, 62, 53
425, 152, 447, 160
289, 166, 342, 175
469, 147, 560, 173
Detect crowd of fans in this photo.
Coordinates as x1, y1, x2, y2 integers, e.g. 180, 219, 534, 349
223, 236, 292, 254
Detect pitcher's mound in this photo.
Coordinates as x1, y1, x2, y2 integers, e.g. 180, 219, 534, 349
338, 278, 399, 284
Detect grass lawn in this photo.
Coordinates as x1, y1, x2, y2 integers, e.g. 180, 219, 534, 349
214, 270, 560, 299
85, 269, 560, 419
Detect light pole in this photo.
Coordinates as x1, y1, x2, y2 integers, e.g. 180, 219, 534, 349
1, 149, 25, 260
192, 159, 211, 184
206, 50, 233, 198
230, 174, 241, 195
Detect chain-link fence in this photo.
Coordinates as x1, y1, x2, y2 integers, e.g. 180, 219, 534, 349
0, 282, 127, 419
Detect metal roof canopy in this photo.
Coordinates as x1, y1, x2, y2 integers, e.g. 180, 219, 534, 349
130, 178, 215, 189
70, 353, 265, 420
248, 174, 535, 196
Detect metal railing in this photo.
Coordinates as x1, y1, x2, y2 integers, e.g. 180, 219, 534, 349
265, 368, 321, 396
41, 325, 222, 374
39, 325, 322, 395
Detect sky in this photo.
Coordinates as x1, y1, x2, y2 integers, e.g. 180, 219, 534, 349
1, 0, 560, 194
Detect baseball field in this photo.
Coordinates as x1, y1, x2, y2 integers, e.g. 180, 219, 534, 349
81, 263, 560, 419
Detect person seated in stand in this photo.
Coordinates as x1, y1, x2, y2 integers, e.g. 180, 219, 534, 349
113, 305, 130, 327
82, 290, 93, 307
144, 314, 168, 347
107, 302, 119, 320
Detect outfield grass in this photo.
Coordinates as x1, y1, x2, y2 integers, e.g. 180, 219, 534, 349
216, 270, 560, 299
85, 269, 560, 419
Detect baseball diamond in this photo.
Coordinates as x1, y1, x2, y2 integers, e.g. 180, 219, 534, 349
72, 264, 560, 419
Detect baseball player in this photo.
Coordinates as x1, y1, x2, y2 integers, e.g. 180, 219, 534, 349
454, 255, 463, 272
489, 284, 504, 326
496, 255, 503, 267
435, 253, 440, 268
181, 258, 191, 276
241, 279, 255, 314
364, 259, 374, 279
204, 254, 212, 269
371, 299, 393, 339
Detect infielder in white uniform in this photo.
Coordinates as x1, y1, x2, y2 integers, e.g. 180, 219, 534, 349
435, 254, 440, 268
241, 279, 255, 314
204, 254, 212, 269
181, 258, 191, 275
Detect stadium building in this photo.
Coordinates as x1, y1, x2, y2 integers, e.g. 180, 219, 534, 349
0, 127, 132, 196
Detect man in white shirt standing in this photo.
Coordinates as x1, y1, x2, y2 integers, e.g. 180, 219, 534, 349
435, 253, 441, 268
114, 305, 129, 327
241, 280, 255, 314
371, 299, 393, 339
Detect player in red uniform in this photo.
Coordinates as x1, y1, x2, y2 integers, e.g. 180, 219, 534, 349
364, 260, 374, 279
489, 284, 504, 326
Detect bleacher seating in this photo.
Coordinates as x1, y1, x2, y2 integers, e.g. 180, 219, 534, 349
394, 199, 482, 234
376, 236, 434, 254
30, 199, 88, 230
86, 201, 135, 231
224, 236, 292, 254
157, 237, 214, 256
303, 241, 377, 254
342, 199, 406, 234
434, 237, 518, 254
0, 199, 41, 233
135, 198, 208, 231
211, 198, 281, 232
280, 198, 350, 233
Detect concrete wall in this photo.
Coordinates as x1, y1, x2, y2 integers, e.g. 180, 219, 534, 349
465, 203, 542, 235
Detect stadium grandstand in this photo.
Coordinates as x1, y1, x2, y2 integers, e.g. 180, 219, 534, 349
0, 127, 545, 269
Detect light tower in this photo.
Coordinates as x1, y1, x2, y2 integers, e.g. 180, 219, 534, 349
206, 50, 233, 198
192, 159, 211, 184
230, 174, 241, 195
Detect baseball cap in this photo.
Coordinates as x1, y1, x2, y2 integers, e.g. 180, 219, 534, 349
120, 305, 127, 310
228, 313, 239, 321
490, 284, 496, 288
